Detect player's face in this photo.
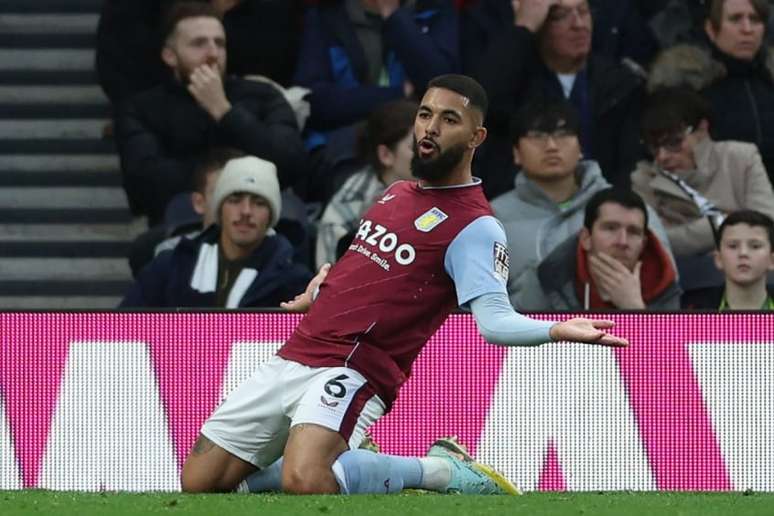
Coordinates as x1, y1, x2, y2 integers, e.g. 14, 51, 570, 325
540, 0, 593, 63
412, 87, 481, 180
219, 192, 271, 257
514, 128, 582, 182
714, 223, 774, 286
581, 202, 647, 271
706, 0, 765, 61
162, 16, 227, 83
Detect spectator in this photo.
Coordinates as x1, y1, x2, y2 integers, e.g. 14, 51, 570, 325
114, 2, 306, 226
315, 100, 417, 268
632, 87, 774, 257
490, 101, 672, 306
120, 156, 312, 308
96, 0, 304, 106
127, 147, 243, 277
472, 0, 646, 198
648, 0, 774, 184
682, 210, 774, 309
293, 0, 458, 200
514, 188, 681, 310
460, 0, 658, 75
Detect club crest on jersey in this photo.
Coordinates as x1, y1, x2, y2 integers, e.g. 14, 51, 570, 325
414, 207, 448, 232
493, 242, 510, 283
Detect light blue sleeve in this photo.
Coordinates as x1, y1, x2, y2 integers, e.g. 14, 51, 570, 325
444, 215, 510, 307
469, 292, 555, 346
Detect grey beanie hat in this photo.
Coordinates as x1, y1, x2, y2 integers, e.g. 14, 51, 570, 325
211, 156, 282, 228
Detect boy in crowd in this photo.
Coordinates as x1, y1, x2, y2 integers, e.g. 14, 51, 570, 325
683, 210, 774, 310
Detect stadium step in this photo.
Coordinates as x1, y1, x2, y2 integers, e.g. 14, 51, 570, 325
0, 119, 107, 139
0, 170, 121, 187
0, 0, 141, 309
0, 49, 96, 71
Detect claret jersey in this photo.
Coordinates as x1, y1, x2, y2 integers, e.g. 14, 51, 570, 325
278, 179, 510, 408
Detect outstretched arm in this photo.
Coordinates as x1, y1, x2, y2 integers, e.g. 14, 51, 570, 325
280, 263, 331, 313
469, 292, 628, 348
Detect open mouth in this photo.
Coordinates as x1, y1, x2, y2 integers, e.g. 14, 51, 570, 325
418, 139, 439, 158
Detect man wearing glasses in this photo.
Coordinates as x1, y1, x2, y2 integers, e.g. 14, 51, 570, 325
491, 101, 671, 309
631, 87, 774, 258
473, 0, 645, 198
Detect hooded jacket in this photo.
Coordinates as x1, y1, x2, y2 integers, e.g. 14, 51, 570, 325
631, 137, 774, 256
648, 43, 774, 184
514, 230, 681, 311
120, 225, 311, 308
491, 160, 674, 305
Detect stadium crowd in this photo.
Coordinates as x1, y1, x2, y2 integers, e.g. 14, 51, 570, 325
96, 0, 774, 311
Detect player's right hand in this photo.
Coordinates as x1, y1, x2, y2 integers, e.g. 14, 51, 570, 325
280, 263, 331, 313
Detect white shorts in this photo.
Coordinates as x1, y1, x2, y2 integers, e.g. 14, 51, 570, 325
201, 356, 385, 468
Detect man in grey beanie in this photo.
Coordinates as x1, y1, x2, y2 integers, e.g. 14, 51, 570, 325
120, 155, 311, 308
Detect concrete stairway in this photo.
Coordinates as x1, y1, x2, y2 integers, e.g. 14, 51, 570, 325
0, 0, 143, 308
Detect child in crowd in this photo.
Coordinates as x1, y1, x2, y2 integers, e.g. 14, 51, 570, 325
682, 210, 774, 310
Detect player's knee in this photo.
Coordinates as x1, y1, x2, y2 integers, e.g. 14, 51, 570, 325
282, 464, 338, 495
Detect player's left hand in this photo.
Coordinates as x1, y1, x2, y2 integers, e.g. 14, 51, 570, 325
281, 263, 331, 313
549, 318, 629, 347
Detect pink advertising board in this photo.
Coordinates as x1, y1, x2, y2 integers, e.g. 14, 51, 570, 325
0, 312, 771, 492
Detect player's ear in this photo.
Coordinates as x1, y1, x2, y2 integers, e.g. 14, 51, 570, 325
470, 126, 487, 149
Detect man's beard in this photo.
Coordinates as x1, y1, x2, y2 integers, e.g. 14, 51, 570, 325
411, 140, 467, 181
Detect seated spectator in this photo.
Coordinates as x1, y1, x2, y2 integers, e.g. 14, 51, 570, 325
127, 147, 243, 277
96, 0, 304, 106
115, 2, 306, 226
648, 0, 774, 184
490, 101, 672, 305
120, 156, 312, 308
632, 87, 774, 257
682, 210, 774, 309
460, 0, 658, 75
315, 99, 417, 268
514, 188, 681, 310
472, 0, 646, 198
293, 0, 458, 200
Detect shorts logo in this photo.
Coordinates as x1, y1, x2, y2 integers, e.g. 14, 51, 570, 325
414, 207, 448, 232
493, 242, 510, 283
320, 396, 339, 407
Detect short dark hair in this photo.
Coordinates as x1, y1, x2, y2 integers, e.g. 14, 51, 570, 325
510, 100, 580, 142
641, 87, 711, 146
191, 147, 244, 192
706, 0, 769, 31
584, 188, 649, 231
161, 1, 222, 44
358, 100, 418, 173
716, 209, 774, 248
426, 74, 488, 119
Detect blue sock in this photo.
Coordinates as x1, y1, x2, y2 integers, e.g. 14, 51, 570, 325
331, 450, 423, 494
240, 458, 283, 493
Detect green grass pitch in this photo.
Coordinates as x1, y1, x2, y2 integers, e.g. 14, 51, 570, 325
2, 491, 774, 516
